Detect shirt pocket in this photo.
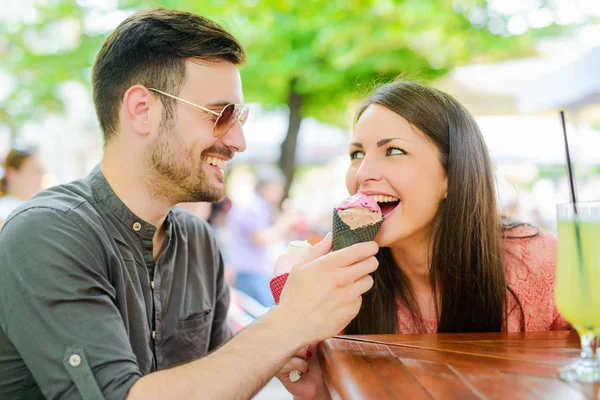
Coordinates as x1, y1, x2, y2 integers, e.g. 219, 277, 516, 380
173, 310, 213, 362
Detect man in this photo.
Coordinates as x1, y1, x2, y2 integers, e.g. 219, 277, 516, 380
0, 8, 378, 400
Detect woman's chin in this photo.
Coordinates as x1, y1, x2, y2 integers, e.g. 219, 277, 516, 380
375, 225, 410, 249
374, 231, 390, 247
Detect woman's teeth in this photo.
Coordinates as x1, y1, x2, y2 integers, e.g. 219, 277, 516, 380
204, 156, 227, 170
370, 195, 399, 203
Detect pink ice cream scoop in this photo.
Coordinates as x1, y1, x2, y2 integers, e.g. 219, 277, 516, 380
335, 192, 381, 213
335, 193, 383, 229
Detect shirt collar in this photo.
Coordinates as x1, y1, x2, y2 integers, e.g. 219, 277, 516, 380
87, 165, 173, 240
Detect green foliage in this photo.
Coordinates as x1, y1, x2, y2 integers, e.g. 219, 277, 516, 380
0, 0, 105, 130
2, 0, 583, 199
538, 165, 568, 180
218, 0, 536, 127
0, 0, 577, 130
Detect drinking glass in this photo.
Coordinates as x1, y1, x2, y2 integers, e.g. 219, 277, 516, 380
555, 201, 600, 382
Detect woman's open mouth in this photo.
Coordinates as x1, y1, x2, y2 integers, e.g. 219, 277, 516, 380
370, 195, 401, 219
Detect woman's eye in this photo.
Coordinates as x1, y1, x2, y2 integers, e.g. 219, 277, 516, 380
387, 147, 406, 156
350, 151, 365, 160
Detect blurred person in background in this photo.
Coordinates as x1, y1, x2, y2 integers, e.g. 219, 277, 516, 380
207, 198, 236, 285
271, 80, 570, 400
0, 146, 44, 225
179, 198, 235, 286
178, 199, 255, 333
0, 8, 379, 400
227, 165, 300, 307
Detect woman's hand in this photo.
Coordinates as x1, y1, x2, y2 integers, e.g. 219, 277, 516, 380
276, 344, 331, 400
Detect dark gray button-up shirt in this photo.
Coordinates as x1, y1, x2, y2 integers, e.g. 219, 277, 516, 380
0, 166, 232, 399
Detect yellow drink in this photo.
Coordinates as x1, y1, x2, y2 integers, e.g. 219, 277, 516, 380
555, 202, 600, 383
555, 219, 600, 333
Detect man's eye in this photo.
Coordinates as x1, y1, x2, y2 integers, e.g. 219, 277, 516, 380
350, 151, 364, 160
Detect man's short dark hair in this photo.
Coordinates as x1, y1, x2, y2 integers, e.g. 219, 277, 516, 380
92, 8, 245, 142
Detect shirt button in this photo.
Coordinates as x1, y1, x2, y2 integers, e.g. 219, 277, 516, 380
69, 354, 81, 367
133, 222, 142, 231
151, 281, 155, 290
152, 331, 156, 340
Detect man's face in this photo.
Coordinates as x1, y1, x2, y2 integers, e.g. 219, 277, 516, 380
146, 60, 246, 203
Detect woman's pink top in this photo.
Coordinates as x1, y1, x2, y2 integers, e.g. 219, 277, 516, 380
270, 225, 570, 333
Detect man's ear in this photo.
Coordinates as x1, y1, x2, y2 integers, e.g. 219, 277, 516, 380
123, 85, 152, 136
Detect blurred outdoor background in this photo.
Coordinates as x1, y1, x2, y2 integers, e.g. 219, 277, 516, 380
2, 1, 600, 398
3, 0, 600, 233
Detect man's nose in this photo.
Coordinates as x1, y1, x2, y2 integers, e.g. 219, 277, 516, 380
221, 121, 246, 153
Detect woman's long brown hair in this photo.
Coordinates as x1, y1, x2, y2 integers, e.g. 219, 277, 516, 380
0, 147, 36, 197
345, 80, 522, 334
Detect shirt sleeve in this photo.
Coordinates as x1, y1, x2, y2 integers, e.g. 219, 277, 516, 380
0, 207, 142, 399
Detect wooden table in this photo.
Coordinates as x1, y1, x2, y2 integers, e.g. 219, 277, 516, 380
320, 331, 600, 399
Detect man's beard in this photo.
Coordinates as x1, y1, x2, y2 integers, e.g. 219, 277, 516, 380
144, 116, 231, 204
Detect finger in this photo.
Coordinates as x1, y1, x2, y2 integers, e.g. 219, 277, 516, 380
303, 232, 333, 262
295, 345, 313, 359
343, 296, 363, 320
351, 274, 375, 297
334, 256, 378, 287
325, 241, 379, 267
332, 296, 363, 327
279, 357, 309, 376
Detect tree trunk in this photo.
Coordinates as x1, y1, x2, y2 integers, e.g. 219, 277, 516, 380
278, 78, 303, 201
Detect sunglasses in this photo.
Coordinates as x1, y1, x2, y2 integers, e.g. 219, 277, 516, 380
148, 88, 249, 137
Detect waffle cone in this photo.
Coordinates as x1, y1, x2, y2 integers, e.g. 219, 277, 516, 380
332, 209, 383, 251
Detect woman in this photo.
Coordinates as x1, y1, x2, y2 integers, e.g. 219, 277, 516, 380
0, 146, 45, 225
272, 80, 569, 399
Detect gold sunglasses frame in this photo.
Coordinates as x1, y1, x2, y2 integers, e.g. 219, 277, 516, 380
148, 88, 249, 137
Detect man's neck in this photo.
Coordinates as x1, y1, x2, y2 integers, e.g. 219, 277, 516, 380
100, 149, 172, 231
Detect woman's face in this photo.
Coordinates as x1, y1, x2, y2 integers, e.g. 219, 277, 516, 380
346, 104, 447, 247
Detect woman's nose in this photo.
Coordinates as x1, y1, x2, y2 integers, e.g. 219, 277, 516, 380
355, 156, 383, 184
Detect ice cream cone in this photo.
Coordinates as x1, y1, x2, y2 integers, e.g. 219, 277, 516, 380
332, 209, 383, 251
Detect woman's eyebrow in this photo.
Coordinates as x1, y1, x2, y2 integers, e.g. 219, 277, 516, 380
377, 137, 411, 147
350, 137, 411, 148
